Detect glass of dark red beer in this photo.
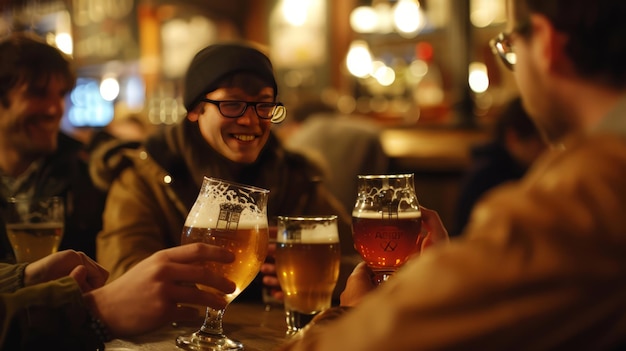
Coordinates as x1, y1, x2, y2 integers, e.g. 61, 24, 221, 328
351, 174, 423, 285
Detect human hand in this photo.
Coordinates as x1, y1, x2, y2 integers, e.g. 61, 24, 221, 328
420, 206, 449, 251
339, 262, 375, 307
84, 243, 236, 338
260, 241, 284, 301
24, 250, 108, 292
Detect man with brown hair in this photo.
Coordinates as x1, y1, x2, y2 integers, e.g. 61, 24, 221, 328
0, 32, 106, 262
0, 33, 239, 351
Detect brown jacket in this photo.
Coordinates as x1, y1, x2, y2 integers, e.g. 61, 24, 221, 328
91, 119, 358, 295
279, 99, 626, 350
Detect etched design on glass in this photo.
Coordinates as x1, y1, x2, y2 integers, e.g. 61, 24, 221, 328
352, 174, 423, 284
217, 203, 244, 231
382, 241, 397, 252
379, 191, 400, 220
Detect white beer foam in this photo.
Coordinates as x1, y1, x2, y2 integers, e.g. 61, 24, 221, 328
185, 196, 267, 229
352, 210, 422, 219
277, 221, 339, 243
6, 222, 64, 229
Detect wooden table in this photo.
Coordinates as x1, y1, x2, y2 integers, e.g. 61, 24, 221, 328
106, 302, 288, 351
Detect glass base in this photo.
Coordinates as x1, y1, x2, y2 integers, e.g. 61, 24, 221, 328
285, 309, 317, 336
176, 330, 243, 351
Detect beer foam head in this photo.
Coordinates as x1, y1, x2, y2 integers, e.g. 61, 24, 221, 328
352, 210, 421, 219
185, 177, 269, 229
354, 174, 420, 215
277, 216, 339, 243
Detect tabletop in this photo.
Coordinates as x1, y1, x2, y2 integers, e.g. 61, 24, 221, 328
106, 302, 289, 351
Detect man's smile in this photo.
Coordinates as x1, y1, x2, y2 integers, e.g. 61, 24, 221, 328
232, 134, 257, 142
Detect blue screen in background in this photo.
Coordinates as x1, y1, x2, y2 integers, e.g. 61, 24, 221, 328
64, 77, 114, 127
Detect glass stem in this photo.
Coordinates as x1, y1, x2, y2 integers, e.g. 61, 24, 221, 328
372, 271, 393, 285
199, 307, 225, 335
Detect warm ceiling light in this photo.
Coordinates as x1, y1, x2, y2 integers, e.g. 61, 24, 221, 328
346, 40, 373, 78
393, 0, 425, 38
350, 6, 379, 33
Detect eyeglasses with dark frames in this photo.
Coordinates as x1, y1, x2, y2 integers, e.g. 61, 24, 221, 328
201, 98, 287, 123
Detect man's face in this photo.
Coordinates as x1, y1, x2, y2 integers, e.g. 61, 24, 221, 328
0, 76, 67, 157
506, 1, 540, 119
506, 0, 571, 143
189, 86, 274, 163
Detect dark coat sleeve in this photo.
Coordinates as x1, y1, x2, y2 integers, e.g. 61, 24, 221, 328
0, 276, 104, 350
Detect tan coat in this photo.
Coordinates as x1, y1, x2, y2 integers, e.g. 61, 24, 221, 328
279, 101, 626, 350
92, 119, 358, 288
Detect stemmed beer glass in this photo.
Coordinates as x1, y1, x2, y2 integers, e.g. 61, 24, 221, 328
176, 177, 270, 351
351, 174, 422, 285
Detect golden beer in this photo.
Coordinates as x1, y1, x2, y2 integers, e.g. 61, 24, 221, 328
176, 177, 269, 350
6, 222, 64, 263
275, 242, 340, 313
181, 225, 269, 302
275, 215, 340, 334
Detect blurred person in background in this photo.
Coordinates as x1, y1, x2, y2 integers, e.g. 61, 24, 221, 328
452, 96, 546, 236
90, 42, 360, 302
87, 113, 153, 153
0, 32, 106, 262
277, 98, 389, 215
279, 0, 626, 349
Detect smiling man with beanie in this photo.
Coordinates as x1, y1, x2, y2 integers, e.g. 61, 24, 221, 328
90, 41, 359, 301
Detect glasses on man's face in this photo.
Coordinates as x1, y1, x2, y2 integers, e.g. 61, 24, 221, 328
490, 31, 517, 71
202, 98, 287, 122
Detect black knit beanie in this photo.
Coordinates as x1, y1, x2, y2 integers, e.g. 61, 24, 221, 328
183, 42, 278, 112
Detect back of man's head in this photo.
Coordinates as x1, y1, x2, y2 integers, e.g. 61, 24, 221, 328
512, 0, 626, 89
0, 32, 76, 108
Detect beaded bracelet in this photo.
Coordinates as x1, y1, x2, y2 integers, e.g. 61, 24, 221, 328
89, 312, 113, 343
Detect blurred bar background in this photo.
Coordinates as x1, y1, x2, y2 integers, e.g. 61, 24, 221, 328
0, 0, 518, 230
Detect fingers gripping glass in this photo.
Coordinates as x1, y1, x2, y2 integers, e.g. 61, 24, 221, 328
490, 32, 517, 71
202, 98, 287, 123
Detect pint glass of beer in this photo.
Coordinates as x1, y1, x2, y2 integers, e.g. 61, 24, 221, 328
176, 177, 269, 351
275, 215, 341, 336
352, 174, 422, 285
3, 196, 64, 263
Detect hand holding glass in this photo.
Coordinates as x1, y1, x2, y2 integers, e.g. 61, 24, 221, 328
4, 196, 64, 263
351, 174, 422, 285
275, 216, 340, 336
176, 177, 269, 350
